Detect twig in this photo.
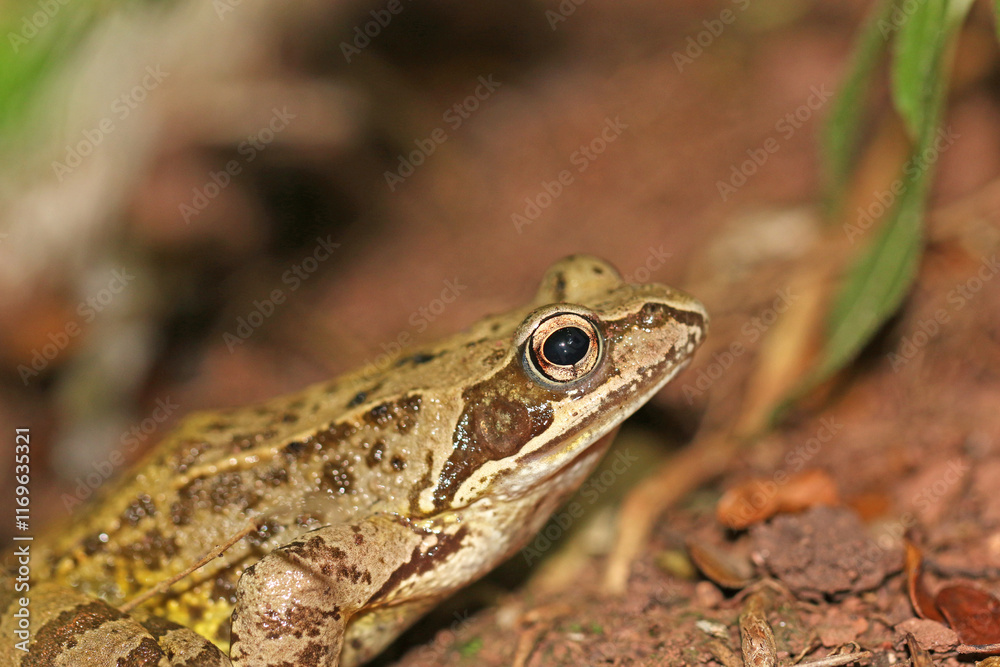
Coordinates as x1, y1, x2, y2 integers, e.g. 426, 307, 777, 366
740, 592, 778, 667
119, 522, 257, 614
706, 638, 742, 667
905, 633, 933, 667
790, 650, 871, 667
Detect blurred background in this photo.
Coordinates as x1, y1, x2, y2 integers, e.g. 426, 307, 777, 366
0, 0, 868, 526
3, 0, 1000, 664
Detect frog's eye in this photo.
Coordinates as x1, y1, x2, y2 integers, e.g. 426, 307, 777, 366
526, 313, 602, 384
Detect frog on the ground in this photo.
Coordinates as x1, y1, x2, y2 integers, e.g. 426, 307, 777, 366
1, 255, 707, 666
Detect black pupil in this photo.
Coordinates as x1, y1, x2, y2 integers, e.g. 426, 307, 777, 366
542, 327, 590, 366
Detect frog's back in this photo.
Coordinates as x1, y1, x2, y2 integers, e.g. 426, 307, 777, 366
32, 306, 531, 644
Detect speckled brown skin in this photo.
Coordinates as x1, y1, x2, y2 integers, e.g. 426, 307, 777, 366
0, 577, 230, 666
2, 256, 707, 666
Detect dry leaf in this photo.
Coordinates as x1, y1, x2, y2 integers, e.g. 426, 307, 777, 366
937, 584, 1000, 647
687, 539, 754, 590
717, 469, 840, 529
904, 540, 944, 622
654, 548, 699, 581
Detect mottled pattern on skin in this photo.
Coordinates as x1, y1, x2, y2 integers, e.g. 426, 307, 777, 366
433, 361, 558, 509
230, 517, 428, 666
133, 610, 232, 665
0, 580, 184, 667
5, 255, 707, 666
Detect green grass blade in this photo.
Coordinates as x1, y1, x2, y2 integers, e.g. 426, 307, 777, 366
890, 0, 946, 140
815, 189, 925, 384
0, 0, 162, 152
781, 0, 971, 411
890, 0, 971, 139
0, 3, 97, 151
821, 0, 897, 216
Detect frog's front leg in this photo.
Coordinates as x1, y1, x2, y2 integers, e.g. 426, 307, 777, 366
230, 515, 432, 667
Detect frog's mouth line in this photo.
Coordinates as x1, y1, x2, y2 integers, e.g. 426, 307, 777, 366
548, 426, 621, 481
522, 354, 695, 494
522, 352, 693, 469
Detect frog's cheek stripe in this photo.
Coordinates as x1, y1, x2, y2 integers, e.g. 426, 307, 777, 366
431, 357, 558, 511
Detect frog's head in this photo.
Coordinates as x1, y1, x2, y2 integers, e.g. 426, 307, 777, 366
431, 255, 707, 510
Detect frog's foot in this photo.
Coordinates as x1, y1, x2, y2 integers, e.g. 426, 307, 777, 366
229, 516, 430, 667
0, 577, 230, 666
